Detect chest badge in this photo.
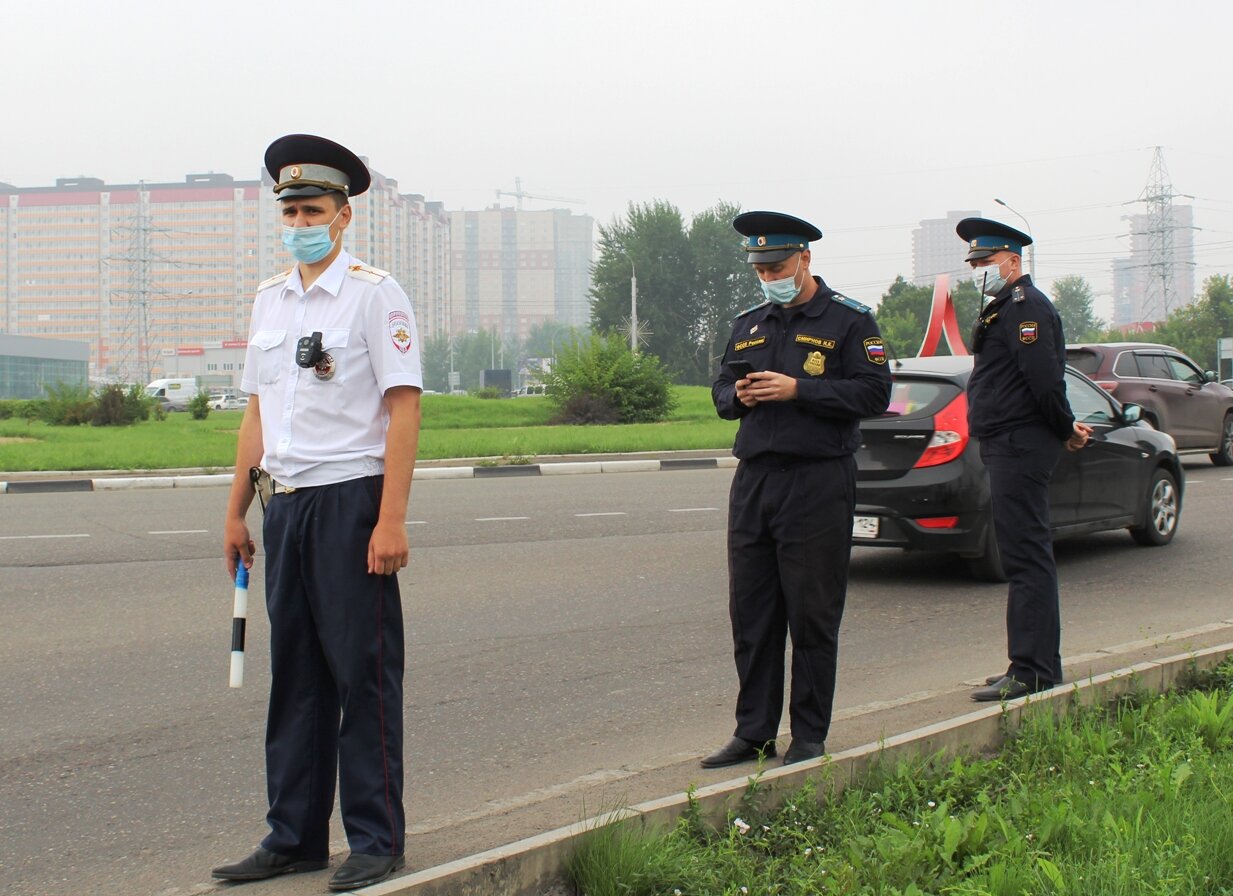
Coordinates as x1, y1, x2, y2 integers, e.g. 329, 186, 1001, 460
313, 351, 336, 381
803, 351, 826, 376
1019, 321, 1039, 344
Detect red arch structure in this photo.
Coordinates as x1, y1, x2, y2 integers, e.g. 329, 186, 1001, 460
917, 274, 969, 358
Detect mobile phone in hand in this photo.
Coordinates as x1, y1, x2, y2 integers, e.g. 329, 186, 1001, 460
728, 360, 755, 379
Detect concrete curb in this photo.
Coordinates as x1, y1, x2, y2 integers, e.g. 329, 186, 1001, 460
361, 643, 1233, 896
0, 457, 739, 493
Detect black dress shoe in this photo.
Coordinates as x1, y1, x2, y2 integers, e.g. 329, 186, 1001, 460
972, 675, 1052, 702
328, 852, 406, 891
985, 672, 1064, 686
212, 846, 327, 881
782, 739, 825, 765
700, 736, 776, 769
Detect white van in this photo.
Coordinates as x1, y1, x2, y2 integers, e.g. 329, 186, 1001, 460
145, 377, 200, 411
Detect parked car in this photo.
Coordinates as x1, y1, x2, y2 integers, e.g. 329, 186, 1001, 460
1065, 342, 1233, 466
212, 395, 248, 410
853, 355, 1183, 581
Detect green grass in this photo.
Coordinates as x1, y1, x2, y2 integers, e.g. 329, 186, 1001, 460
568, 662, 1233, 896
0, 387, 736, 472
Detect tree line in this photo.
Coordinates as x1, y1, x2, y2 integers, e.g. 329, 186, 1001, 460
421, 200, 1232, 392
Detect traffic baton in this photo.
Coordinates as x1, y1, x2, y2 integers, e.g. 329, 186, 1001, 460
229, 563, 249, 688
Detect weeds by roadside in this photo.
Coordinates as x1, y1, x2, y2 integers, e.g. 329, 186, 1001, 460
569, 661, 1233, 895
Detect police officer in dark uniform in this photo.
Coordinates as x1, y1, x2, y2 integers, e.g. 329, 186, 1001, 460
702, 211, 892, 768
959, 218, 1091, 702
214, 135, 423, 890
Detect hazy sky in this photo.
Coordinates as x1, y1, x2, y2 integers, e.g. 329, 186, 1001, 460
5, 0, 1230, 318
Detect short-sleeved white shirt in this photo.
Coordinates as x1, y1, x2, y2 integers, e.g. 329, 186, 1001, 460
241, 250, 423, 488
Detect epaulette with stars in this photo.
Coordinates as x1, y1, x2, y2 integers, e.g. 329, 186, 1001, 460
257, 270, 291, 291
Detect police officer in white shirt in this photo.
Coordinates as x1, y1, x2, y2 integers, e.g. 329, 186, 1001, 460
214, 134, 422, 892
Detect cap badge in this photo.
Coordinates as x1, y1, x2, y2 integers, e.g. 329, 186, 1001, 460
289, 165, 302, 180
803, 351, 826, 376
756, 236, 767, 247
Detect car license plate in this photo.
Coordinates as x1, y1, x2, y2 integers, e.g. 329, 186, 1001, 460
852, 516, 879, 539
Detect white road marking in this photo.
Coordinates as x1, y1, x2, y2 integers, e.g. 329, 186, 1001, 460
405, 520, 428, 525
575, 512, 627, 517
0, 533, 90, 541
148, 529, 208, 535
668, 507, 718, 513
475, 516, 531, 522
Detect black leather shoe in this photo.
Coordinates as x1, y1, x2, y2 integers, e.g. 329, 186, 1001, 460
212, 847, 327, 881
985, 672, 1010, 686
328, 852, 406, 891
972, 675, 1052, 702
700, 736, 776, 769
782, 739, 825, 765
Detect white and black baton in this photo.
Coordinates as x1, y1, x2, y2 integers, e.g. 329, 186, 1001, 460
229, 563, 249, 688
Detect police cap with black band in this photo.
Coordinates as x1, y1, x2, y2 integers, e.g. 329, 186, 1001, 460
264, 133, 371, 199
733, 211, 823, 264
955, 217, 1032, 261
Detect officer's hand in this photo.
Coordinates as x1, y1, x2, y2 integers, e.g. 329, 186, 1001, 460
735, 377, 760, 407
1066, 421, 1094, 452
368, 518, 410, 577
224, 518, 256, 578
744, 371, 798, 402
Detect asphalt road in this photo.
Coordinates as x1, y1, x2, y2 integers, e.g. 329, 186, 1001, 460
1, 461, 1231, 896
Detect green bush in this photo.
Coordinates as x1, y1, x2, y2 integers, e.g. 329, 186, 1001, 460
41, 382, 94, 426
91, 384, 152, 426
473, 386, 505, 400
187, 390, 211, 420
546, 334, 676, 424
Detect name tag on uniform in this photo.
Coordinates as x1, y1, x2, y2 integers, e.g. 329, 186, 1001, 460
795, 335, 836, 349
734, 337, 766, 352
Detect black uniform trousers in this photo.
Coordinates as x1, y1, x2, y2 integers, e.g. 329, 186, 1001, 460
979, 426, 1064, 688
260, 476, 405, 861
727, 454, 855, 744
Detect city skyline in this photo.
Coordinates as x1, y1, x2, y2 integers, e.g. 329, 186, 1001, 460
4, 1, 1231, 326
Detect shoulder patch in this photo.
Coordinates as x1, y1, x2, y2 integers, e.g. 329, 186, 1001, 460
257, 269, 291, 291
347, 263, 390, 284
831, 294, 871, 314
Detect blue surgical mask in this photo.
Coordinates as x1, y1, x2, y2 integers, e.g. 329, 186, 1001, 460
760, 255, 803, 305
972, 261, 1007, 298
281, 208, 343, 263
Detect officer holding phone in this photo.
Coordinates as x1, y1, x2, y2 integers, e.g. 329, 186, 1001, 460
704, 211, 892, 768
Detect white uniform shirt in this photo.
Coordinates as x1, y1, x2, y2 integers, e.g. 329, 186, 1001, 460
241, 250, 423, 488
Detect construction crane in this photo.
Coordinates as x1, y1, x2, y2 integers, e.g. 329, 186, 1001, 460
495, 177, 583, 209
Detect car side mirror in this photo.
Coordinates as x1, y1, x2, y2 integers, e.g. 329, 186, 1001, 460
1204, 370, 1218, 383
1120, 403, 1143, 424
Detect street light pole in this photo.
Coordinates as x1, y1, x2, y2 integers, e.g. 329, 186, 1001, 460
994, 197, 1035, 280
629, 259, 638, 354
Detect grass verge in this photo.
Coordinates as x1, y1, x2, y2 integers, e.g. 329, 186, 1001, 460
568, 662, 1233, 895
0, 387, 736, 472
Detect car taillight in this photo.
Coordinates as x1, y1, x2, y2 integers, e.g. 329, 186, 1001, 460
913, 392, 969, 469
915, 516, 960, 529
1094, 380, 1118, 394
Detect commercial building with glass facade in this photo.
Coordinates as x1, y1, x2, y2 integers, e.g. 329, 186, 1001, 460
0, 334, 89, 399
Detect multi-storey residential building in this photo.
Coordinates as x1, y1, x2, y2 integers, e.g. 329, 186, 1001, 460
450, 206, 593, 343
0, 163, 450, 385
911, 210, 982, 287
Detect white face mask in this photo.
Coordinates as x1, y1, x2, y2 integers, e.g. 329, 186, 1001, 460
972, 261, 1007, 298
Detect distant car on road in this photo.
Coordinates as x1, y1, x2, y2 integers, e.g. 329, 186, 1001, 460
854, 355, 1183, 581
1065, 342, 1233, 466
211, 395, 248, 411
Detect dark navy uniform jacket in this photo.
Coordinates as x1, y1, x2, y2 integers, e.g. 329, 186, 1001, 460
967, 274, 1074, 441
712, 276, 892, 459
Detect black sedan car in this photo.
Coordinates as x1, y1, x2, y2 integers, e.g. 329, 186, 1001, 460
853, 356, 1184, 581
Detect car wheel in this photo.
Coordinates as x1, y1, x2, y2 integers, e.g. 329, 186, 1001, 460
966, 524, 1007, 582
1129, 467, 1180, 546
1209, 412, 1233, 466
